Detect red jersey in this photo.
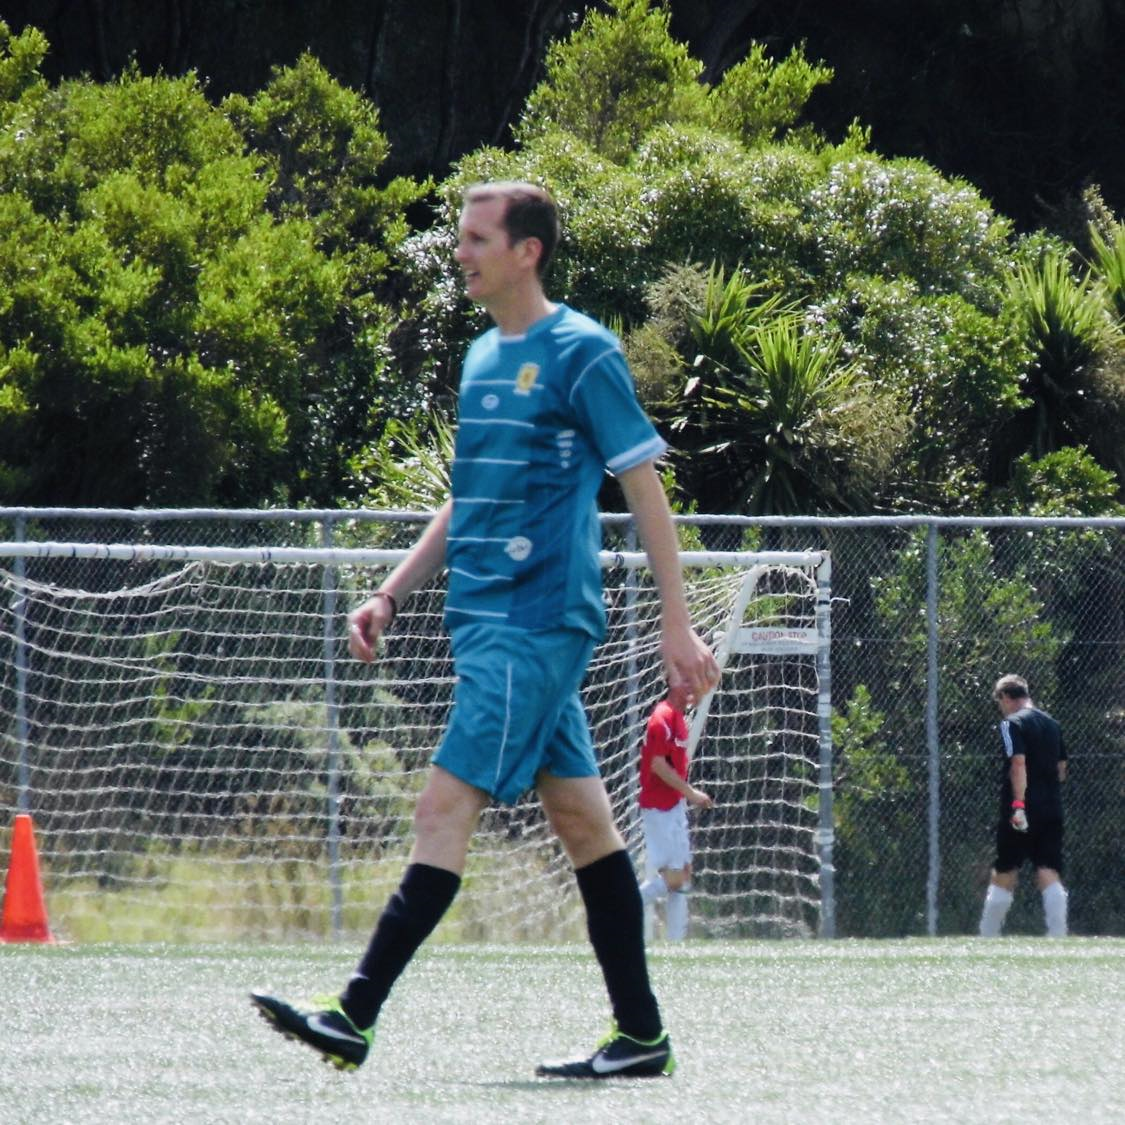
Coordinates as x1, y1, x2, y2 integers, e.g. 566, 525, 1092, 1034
638, 700, 689, 811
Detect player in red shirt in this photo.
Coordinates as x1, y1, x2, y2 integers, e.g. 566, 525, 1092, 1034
637, 698, 713, 939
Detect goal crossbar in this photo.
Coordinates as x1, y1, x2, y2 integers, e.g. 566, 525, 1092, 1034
0, 541, 824, 569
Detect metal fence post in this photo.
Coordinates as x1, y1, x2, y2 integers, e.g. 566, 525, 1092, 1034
815, 553, 836, 938
13, 513, 30, 813
622, 523, 645, 873
321, 517, 344, 939
925, 523, 940, 935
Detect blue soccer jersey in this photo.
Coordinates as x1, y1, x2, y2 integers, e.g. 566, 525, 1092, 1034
445, 303, 667, 638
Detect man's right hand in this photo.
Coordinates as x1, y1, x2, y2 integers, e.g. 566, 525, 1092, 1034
1010, 805, 1028, 832
663, 626, 721, 712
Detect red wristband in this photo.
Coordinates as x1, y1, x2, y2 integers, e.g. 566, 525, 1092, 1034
1011, 799, 1025, 809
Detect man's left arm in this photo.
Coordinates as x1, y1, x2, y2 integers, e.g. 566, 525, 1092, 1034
617, 460, 720, 710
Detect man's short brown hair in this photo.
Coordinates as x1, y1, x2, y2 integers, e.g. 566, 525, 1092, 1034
992, 674, 1030, 702
463, 180, 559, 277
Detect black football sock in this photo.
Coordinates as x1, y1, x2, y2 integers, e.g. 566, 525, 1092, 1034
340, 862, 461, 1030
575, 848, 663, 1042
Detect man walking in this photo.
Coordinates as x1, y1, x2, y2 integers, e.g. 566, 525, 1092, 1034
978, 674, 1069, 937
251, 181, 720, 1078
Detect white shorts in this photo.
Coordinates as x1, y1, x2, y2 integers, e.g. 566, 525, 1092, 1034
641, 803, 691, 873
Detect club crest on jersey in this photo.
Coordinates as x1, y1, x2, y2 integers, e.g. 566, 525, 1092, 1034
514, 363, 539, 396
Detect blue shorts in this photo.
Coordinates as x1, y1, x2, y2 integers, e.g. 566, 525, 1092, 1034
433, 624, 599, 805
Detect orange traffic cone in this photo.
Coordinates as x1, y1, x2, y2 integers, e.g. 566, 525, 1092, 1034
1, 813, 54, 943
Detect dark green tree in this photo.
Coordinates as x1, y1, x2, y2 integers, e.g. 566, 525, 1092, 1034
0, 28, 425, 506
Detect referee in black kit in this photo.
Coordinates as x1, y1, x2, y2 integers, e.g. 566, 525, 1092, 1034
978, 674, 1069, 937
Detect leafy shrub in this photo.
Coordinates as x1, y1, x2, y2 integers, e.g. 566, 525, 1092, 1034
707, 42, 833, 147
998, 243, 1125, 476
631, 262, 906, 513
516, 0, 707, 164
0, 33, 423, 506
804, 157, 1013, 303
1088, 221, 1125, 326
395, 1, 1047, 516
814, 274, 1028, 507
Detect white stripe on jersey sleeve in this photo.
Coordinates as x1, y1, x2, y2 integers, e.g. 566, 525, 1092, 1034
606, 434, 669, 475
999, 719, 1015, 758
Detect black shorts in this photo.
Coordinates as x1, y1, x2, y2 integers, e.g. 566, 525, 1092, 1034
993, 816, 1064, 875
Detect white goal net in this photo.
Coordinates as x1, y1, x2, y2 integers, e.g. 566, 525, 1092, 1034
1, 541, 830, 942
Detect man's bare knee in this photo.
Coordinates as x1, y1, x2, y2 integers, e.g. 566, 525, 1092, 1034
547, 802, 617, 858
410, 767, 488, 872
662, 867, 688, 893
538, 774, 622, 867
1036, 867, 1062, 892
991, 869, 1018, 892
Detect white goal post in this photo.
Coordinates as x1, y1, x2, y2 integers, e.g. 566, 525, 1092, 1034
1, 540, 832, 942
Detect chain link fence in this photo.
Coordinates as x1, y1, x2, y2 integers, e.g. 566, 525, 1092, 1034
2, 508, 1122, 938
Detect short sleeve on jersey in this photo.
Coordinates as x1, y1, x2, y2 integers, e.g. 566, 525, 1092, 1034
568, 343, 667, 475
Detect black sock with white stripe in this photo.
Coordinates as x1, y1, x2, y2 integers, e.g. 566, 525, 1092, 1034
340, 862, 461, 1030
